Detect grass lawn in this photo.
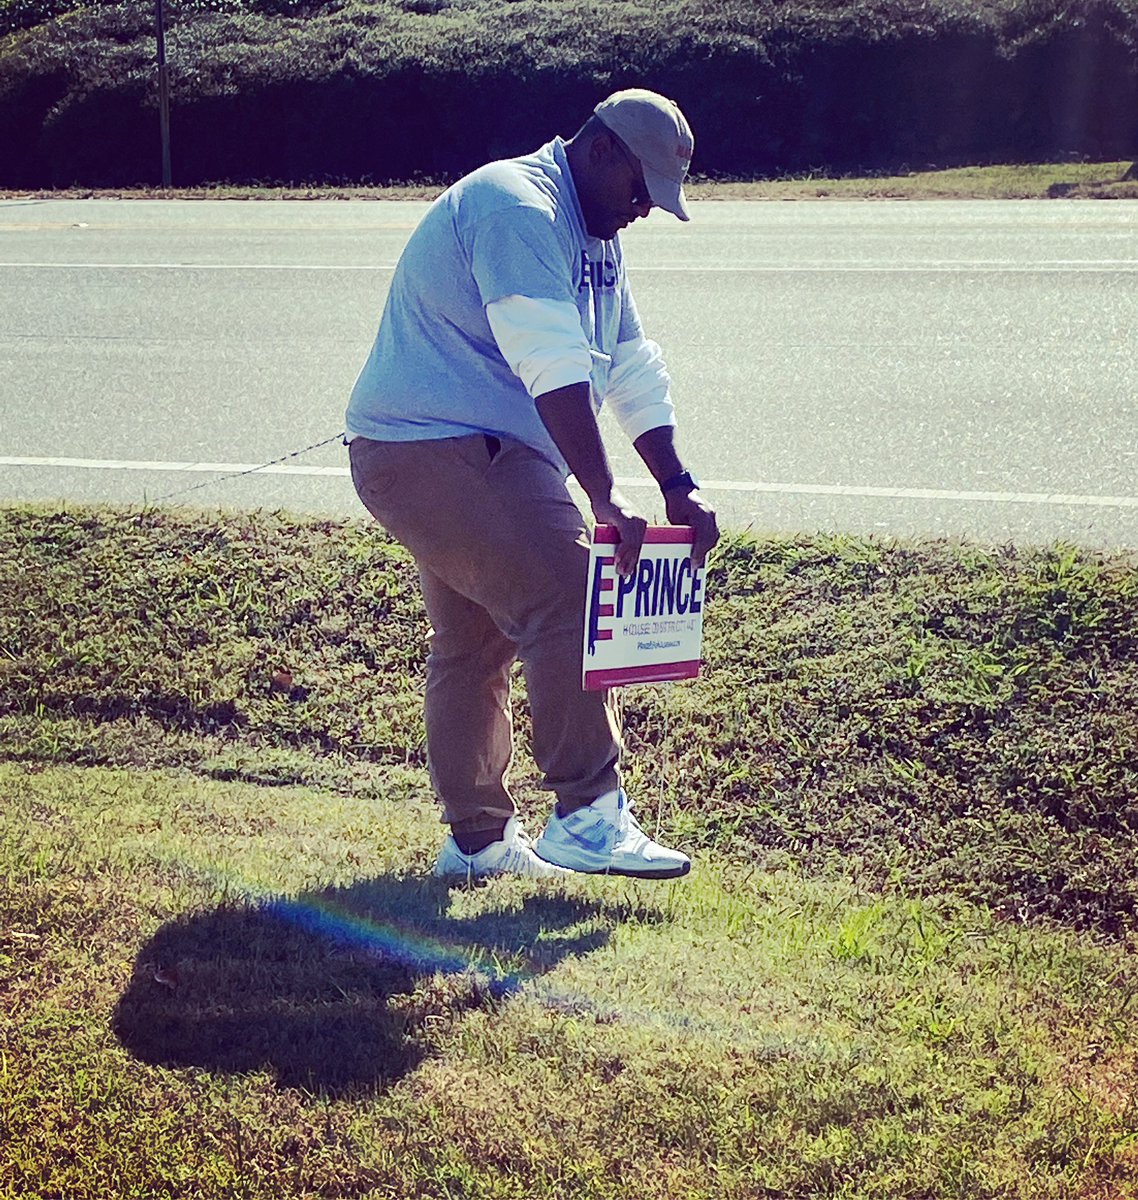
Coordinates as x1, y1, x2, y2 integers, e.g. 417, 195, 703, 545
3, 162, 1137, 203
2, 504, 1137, 1198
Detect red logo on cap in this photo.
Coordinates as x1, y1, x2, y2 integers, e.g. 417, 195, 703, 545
677, 144, 691, 164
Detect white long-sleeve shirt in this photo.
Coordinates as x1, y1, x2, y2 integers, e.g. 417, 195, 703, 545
485, 294, 676, 443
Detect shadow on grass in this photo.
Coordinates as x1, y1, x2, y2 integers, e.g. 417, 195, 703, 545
113, 874, 638, 1096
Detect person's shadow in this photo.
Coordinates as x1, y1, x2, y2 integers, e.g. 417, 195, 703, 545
113, 874, 649, 1096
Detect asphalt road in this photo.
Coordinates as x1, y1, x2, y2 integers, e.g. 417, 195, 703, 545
2, 197, 1136, 548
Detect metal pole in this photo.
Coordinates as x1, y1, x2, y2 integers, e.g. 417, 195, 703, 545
155, 0, 172, 186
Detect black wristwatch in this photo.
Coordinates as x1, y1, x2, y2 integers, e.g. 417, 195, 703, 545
660, 468, 699, 496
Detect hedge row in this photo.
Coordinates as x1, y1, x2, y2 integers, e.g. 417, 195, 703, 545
2, 0, 1137, 187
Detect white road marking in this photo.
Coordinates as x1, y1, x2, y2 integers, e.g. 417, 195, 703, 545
692, 478, 1138, 508
0, 455, 349, 477
0, 261, 392, 272
0, 260, 1136, 273
2, 455, 1136, 509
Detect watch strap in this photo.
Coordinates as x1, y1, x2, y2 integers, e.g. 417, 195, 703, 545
660, 468, 698, 494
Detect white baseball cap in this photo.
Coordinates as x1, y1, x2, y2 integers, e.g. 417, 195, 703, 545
593, 88, 694, 221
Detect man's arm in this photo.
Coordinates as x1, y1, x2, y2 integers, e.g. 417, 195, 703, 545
536, 383, 647, 577
633, 425, 719, 568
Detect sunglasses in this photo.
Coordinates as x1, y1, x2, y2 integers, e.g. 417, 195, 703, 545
609, 134, 653, 211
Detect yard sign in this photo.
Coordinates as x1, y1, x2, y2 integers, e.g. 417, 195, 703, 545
582, 525, 706, 690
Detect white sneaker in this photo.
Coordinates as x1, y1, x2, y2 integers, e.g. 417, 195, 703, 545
433, 817, 572, 880
535, 789, 691, 879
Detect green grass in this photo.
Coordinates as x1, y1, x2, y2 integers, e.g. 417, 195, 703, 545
4, 765, 1138, 1198
4, 161, 1137, 202
4, 504, 1138, 930
688, 161, 1138, 201
2, 502, 1138, 1197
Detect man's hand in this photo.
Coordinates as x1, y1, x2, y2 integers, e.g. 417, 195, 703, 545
665, 487, 719, 568
631, 427, 719, 567
592, 487, 648, 578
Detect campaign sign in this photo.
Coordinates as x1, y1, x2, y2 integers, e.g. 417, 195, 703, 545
582, 525, 706, 690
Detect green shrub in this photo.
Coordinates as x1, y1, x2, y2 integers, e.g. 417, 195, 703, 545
2, 0, 1137, 197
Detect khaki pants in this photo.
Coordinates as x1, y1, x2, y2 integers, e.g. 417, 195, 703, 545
349, 434, 621, 837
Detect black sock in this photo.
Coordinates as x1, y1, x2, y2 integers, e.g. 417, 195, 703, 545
453, 823, 507, 856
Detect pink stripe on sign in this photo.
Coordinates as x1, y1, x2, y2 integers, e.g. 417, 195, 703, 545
584, 660, 701, 690
593, 525, 694, 545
